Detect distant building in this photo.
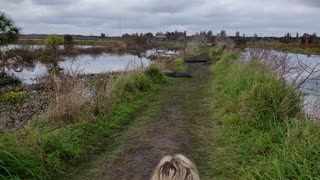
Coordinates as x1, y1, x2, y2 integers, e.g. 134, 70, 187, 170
154, 35, 167, 42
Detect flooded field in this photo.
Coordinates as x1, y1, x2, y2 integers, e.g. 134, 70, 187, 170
1, 46, 181, 84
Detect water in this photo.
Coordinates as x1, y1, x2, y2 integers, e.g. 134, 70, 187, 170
1, 45, 181, 84
144, 49, 181, 57
242, 49, 320, 119
3, 52, 151, 84
0, 44, 101, 51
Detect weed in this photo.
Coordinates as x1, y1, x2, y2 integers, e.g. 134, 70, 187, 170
0, 91, 29, 103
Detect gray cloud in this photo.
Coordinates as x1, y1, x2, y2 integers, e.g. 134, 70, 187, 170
31, 0, 73, 5
131, 0, 204, 13
0, 0, 319, 36
297, 0, 320, 7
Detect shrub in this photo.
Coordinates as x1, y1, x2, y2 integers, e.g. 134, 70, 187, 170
124, 72, 152, 94
45, 35, 63, 58
63, 35, 73, 45
144, 65, 165, 83
0, 91, 29, 103
0, 73, 21, 87
209, 47, 221, 61
47, 73, 88, 123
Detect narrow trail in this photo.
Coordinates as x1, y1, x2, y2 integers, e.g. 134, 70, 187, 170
62, 62, 214, 180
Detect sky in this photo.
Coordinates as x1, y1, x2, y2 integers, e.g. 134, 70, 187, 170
0, 0, 319, 37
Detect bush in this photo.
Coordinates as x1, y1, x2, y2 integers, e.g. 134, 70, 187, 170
0, 72, 21, 87
144, 65, 165, 83
0, 91, 29, 103
124, 72, 152, 94
209, 46, 223, 61
64, 35, 73, 45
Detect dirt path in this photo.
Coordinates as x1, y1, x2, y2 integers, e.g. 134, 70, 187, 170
62, 63, 213, 180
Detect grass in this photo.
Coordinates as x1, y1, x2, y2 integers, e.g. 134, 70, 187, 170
0, 66, 166, 179
173, 58, 187, 72
195, 47, 320, 179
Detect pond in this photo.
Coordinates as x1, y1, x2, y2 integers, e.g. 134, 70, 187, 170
0, 44, 100, 51
3, 53, 150, 84
1, 46, 181, 85
242, 49, 320, 119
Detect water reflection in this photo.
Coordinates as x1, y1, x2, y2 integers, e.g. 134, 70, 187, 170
3, 52, 151, 84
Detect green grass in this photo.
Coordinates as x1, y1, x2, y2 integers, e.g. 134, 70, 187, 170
204, 48, 320, 179
173, 58, 187, 73
0, 66, 166, 179
187, 45, 320, 179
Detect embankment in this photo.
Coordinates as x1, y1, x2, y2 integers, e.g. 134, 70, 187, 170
195, 46, 320, 179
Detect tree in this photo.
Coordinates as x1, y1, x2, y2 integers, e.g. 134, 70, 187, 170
280, 32, 292, 44
235, 31, 240, 37
0, 12, 20, 77
0, 12, 20, 46
219, 30, 226, 39
156, 32, 163, 36
295, 32, 299, 41
63, 34, 73, 44
100, 33, 106, 38
312, 33, 317, 39
145, 32, 153, 38
45, 35, 63, 59
135, 36, 147, 45
285, 32, 291, 38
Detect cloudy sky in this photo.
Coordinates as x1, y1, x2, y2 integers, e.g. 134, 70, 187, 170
0, 0, 319, 36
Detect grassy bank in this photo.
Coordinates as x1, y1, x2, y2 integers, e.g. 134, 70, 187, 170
197, 47, 320, 179
0, 66, 166, 179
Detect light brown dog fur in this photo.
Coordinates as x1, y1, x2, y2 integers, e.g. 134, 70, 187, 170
151, 154, 200, 180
